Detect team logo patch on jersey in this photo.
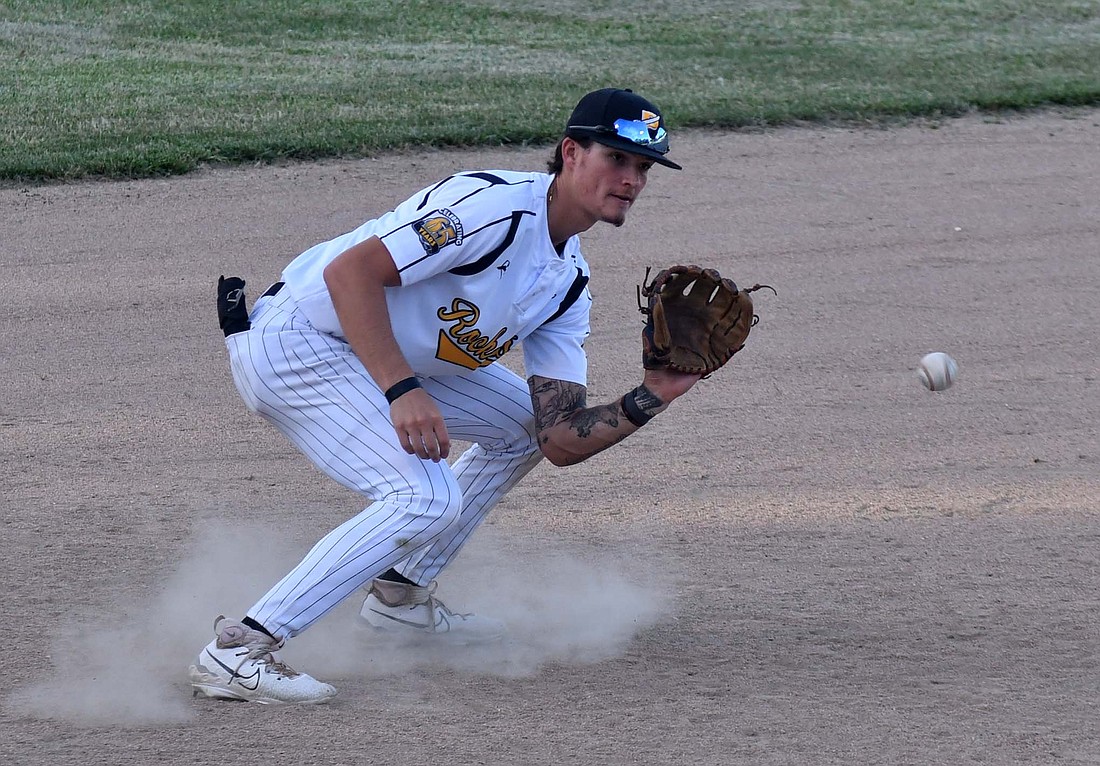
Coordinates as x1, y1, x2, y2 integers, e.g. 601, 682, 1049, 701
414, 208, 463, 255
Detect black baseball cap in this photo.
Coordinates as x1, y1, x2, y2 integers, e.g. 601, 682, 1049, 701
565, 88, 682, 170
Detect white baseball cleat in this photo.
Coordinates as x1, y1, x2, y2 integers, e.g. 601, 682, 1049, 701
188, 616, 337, 705
359, 579, 505, 644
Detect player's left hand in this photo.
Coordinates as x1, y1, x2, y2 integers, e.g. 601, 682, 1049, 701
641, 367, 703, 404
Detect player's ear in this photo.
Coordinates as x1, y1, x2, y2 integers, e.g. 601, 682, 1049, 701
561, 136, 583, 168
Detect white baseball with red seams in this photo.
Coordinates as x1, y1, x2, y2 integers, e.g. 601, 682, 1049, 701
917, 352, 958, 391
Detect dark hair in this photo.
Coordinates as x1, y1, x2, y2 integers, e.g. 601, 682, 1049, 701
546, 134, 594, 175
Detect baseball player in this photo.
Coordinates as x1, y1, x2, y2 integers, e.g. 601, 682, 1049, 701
191, 87, 701, 704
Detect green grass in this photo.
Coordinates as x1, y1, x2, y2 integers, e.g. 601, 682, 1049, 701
2, 0, 1098, 182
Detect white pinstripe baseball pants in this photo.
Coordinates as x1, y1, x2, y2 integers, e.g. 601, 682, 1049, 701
225, 287, 543, 639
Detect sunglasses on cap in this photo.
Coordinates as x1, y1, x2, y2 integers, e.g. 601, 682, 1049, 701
567, 118, 670, 155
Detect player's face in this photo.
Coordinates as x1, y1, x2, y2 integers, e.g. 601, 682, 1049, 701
572, 142, 653, 227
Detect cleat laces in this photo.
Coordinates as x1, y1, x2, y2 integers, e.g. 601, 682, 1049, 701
232, 644, 300, 679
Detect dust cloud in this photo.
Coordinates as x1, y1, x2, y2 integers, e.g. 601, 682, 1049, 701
5, 519, 667, 725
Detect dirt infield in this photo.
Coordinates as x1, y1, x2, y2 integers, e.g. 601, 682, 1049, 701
3, 108, 1099, 766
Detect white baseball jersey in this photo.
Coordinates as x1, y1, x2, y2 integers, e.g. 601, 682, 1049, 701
281, 170, 592, 384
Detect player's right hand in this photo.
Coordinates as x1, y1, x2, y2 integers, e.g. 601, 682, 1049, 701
389, 388, 450, 462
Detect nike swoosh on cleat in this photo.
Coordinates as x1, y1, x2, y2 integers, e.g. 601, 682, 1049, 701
205, 649, 261, 690
369, 609, 447, 632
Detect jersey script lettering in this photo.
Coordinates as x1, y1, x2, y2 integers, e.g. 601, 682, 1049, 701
435, 298, 517, 370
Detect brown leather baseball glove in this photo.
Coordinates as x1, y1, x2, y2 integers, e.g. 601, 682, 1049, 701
639, 264, 774, 375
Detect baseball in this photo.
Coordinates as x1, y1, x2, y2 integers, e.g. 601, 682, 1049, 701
917, 352, 958, 391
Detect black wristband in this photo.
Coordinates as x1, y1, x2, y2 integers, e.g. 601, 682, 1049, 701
621, 387, 656, 428
384, 376, 422, 404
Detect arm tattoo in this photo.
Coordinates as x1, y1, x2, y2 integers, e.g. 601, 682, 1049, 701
529, 376, 625, 442
529, 376, 586, 433
571, 402, 621, 438
528, 375, 634, 463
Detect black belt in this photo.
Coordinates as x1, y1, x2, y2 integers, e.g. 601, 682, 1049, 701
263, 281, 285, 298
